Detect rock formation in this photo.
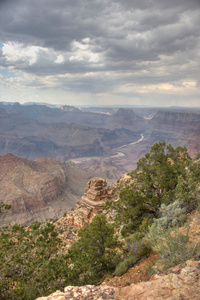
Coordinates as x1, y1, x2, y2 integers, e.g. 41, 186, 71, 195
36, 258, 200, 299
36, 285, 116, 300
65, 177, 114, 228
0, 153, 92, 226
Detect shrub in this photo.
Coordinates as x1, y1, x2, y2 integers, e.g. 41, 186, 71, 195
157, 231, 200, 271
68, 214, 120, 285
114, 256, 137, 276
157, 200, 187, 228
114, 232, 151, 276
144, 199, 187, 253
145, 224, 200, 273
125, 232, 151, 257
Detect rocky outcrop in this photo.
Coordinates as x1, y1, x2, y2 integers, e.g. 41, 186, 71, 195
150, 110, 200, 132
36, 258, 200, 299
36, 285, 116, 300
0, 153, 92, 226
65, 177, 114, 228
115, 258, 200, 300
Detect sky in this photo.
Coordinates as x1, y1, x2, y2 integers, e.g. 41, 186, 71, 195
0, 0, 200, 107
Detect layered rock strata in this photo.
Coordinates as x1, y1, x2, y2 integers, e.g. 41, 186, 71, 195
0, 153, 91, 226
65, 177, 114, 228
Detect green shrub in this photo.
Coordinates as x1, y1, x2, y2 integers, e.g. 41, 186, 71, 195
157, 231, 200, 271
146, 262, 156, 277
114, 232, 151, 277
157, 200, 187, 228
145, 224, 200, 273
175, 173, 199, 213
125, 232, 151, 257
114, 256, 137, 276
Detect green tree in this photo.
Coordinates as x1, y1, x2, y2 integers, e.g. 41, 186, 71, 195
0, 201, 11, 218
136, 142, 190, 202
113, 186, 156, 236
0, 221, 68, 299
108, 142, 192, 237
175, 172, 199, 213
68, 214, 119, 285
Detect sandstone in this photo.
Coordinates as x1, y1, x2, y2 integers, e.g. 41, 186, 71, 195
115, 258, 200, 300
118, 173, 132, 186
64, 177, 114, 228
35, 258, 200, 300
36, 285, 116, 300
0, 154, 91, 226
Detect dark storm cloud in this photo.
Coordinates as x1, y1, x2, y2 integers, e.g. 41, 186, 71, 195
0, 0, 111, 50
0, 0, 199, 99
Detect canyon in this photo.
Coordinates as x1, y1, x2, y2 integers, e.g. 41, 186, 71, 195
0, 102, 200, 225
0, 153, 93, 226
0, 102, 199, 173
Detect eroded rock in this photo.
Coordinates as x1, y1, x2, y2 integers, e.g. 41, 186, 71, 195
64, 177, 114, 228
36, 285, 116, 300
0, 154, 91, 226
115, 258, 200, 300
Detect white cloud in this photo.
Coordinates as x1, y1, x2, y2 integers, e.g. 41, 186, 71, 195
55, 55, 65, 64
2, 42, 43, 65
69, 39, 100, 63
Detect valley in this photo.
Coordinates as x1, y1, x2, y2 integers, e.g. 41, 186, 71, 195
0, 102, 199, 173
0, 102, 200, 225
0, 153, 93, 226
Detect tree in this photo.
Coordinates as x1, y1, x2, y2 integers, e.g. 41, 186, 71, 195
136, 142, 191, 202
113, 186, 156, 236
0, 201, 11, 217
175, 172, 199, 213
68, 214, 119, 285
0, 221, 67, 299
108, 142, 192, 237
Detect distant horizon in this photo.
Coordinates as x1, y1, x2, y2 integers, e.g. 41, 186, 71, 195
1, 100, 200, 110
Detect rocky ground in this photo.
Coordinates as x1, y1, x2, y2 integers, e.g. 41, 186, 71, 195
36, 258, 200, 300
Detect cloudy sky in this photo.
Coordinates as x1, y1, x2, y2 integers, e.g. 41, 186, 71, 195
0, 0, 200, 107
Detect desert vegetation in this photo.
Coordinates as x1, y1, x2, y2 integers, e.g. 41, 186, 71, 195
0, 142, 200, 299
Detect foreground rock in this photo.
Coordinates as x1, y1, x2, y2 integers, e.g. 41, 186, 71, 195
36, 258, 200, 299
115, 258, 200, 299
37, 285, 116, 300
0, 153, 92, 226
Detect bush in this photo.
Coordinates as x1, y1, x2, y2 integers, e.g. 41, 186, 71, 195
68, 214, 120, 285
114, 256, 137, 276
157, 200, 187, 228
144, 200, 187, 253
125, 232, 151, 257
145, 224, 200, 273
114, 232, 151, 276
157, 231, 200, 271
